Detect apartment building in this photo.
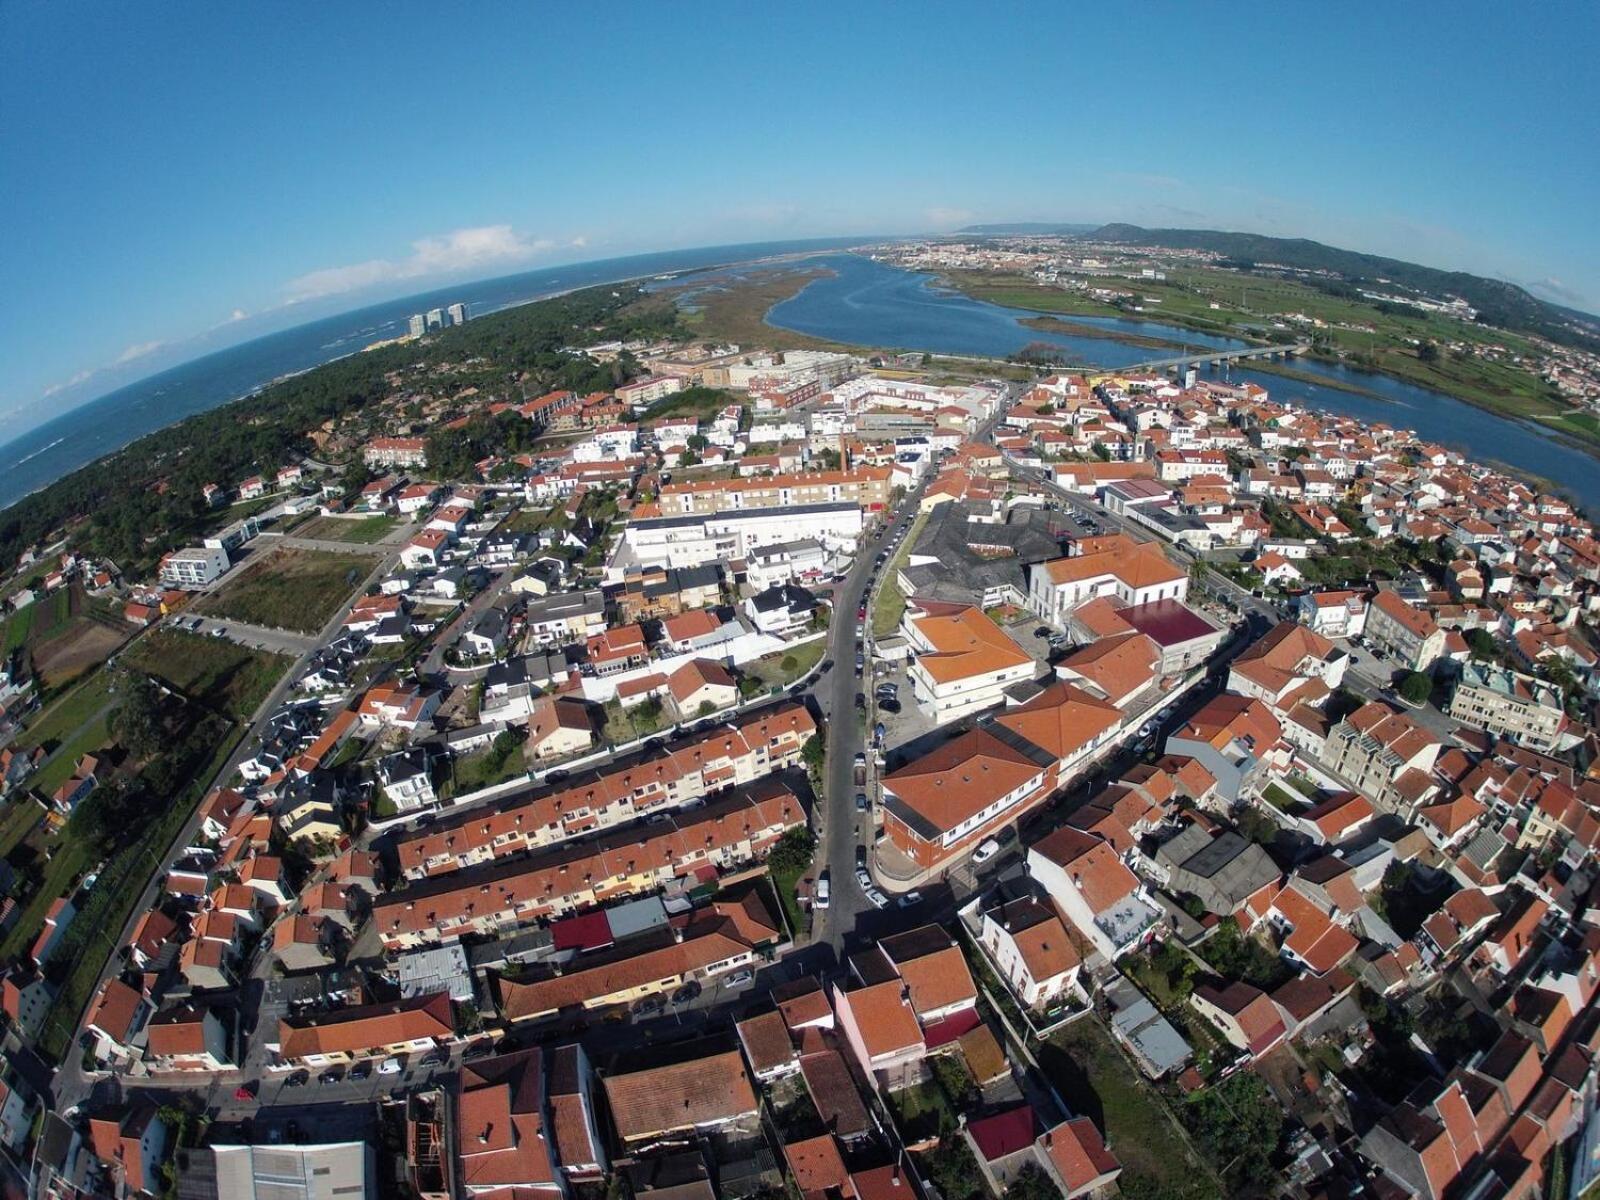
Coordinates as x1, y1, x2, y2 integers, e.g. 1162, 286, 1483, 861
621, 503, 863, 571
881, 681, 1121, 872
1447, 662, 1565, 753
372, 783, 804, 949
363, 436, 429, 470
904, 602, 1036, 726
658, 466, 892, 516
1365, 589, 1446, 671
1323, 701, 1444, 816
158, 545, 230, 590
392, 704, 815, 880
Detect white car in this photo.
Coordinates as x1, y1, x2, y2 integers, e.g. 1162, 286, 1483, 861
855, 866, 872, 888
972, 839, 1001, 866
864, 885, 889, 909
377, 1057, 403, 1076
814, 874, 830, 909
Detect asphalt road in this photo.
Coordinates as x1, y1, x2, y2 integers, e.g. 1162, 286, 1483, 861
814, 489, 929, 954
53, 548, 401, 1117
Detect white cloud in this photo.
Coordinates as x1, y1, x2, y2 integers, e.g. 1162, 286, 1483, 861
41, 369, 95, 398
229, 308, 248, 322
283, 224, 555, 303
115, 340, 164, 364
570, 236, 589, 249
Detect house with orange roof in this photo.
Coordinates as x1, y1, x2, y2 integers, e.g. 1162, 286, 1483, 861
275, 990, 455, 1068
454, 1047, 561, 1199
87, 1103, 168, 1198
525, 695, 595, 761
87, 978, 153, 1066
601, 1049, 759, 1151
904, 602, 1036, 725
1366, 588, 1447, 671
832, 978, 926, 1093
144, 1003, 231, 1072
1027, 825, 1157, 961
665, 658, 738, 721
1164, 693, 1284, 806
978, 895, 1083, 1011
1027, 537, 1188, 624
1190, 980, 1286, 1058
1053, 632, 1160, 709
1036, 1117, 1122, 1199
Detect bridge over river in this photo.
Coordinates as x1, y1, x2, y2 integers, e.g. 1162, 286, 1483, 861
1116, 340, 1313, 374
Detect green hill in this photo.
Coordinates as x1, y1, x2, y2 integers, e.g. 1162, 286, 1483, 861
1087, 223, 1599, 351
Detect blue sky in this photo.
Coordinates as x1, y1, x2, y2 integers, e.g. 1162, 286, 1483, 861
2, 1, 1596, 436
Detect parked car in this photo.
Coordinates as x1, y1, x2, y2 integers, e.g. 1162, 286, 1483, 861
284, 1070, 309, 1088
815, 873, 830, 909
897, 890, 923, 909
723, 969, 754, 988
349, 1061, 372, 1080
864, 885, 889, 909
673, 981, 701, 1003
856, 844, 868, 868
855, 792, 869, 813
972, 839, 1001, 866
319, 1069, 343, 1085
855, 866, 872, 888
378, 1057, 404, 1076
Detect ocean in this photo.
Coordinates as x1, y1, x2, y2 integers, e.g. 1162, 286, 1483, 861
0, 237, 872, 512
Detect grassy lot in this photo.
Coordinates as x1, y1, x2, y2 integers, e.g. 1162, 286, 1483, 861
600, 698, 669, 744
28, 712, 113, 798
873, 510, 927, 638
885, 1079, 954, 1145
291, 514, 401, 544
197, 548, 377, 634
2, 603, 36, 653
17, 670, 115, 752
1038, 1019, 1221, 1200
445, 743, 528, 797
121, 630, 292, 720
0, 797, 43, 858
0, 837, 94, 962
34, 721, 237, 1062
743, 638, 824, 692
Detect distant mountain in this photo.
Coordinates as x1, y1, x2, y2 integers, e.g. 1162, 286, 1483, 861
957, 222, 1100, 236
1085, 223, 1600, 351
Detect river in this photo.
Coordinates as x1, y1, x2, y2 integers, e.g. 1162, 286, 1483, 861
765, 253, 1600, 512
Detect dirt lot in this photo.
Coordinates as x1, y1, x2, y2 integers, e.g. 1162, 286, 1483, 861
17, 585, 132, 689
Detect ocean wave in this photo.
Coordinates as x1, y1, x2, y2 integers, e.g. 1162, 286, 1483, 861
13, 436, 67, 467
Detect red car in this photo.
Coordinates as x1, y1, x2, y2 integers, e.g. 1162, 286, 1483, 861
233, 1083, 256, 1101
856, 606, 867, 620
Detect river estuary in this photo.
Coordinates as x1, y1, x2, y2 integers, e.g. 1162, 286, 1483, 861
765, 253, 1600, 513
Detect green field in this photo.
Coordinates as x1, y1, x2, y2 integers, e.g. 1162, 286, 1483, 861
0, 837, 94, 962
2, 603, 36, 653
121, 630, 292, 719
0, 797, 44, 858
196, 547, 377, 634
743, 638, 824, 692
1038, 1019, 1220, 1200
17, 669, 115, 753
291, 514, 401, 544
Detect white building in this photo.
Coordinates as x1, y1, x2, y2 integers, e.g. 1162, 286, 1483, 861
159, 545, 230, 590
620, 503, 862, 572
905, 603, 1036, 726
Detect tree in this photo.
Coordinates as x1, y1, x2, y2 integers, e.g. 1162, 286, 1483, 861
1398, 670, 1433, 705
111, 673, 164, 759
800, 733, 825, 781
686, 433, 708, 452
1184, 1071, 1285, 1189
697, 701, 715, 718
1466, 628, 1499, 661
1417, 340, 1441, 363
